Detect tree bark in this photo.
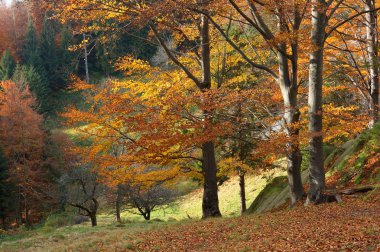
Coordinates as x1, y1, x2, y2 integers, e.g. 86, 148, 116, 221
307, 0, 327, 203
83, 33, 90, 83
142, 210, 151, 220
277, 43, 304, 204
24, 197, 30, 227
1, 216, 6, 230
365, 0, 379, 127
201, 141, 221, 218
199, 10, 221, 219
238, 169, 246, 214
115, 185, 122, 223
89, 212, 97, 227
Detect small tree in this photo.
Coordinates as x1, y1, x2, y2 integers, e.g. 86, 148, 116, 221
120, 182, 178, 221
0, 51, 15, 80
12, 65, 50, 113
61, 167, 103, 227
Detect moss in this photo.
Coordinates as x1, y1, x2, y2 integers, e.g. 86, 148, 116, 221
329, 122, 380, 186
246, 176, 288, 214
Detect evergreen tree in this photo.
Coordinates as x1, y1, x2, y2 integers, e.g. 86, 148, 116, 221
40, 12, 60, 90
22, 19, 40, 66
12, 65, 50, 113
0, 149, 15, 229
0, 51, 16, 80
58, 25, 76, 88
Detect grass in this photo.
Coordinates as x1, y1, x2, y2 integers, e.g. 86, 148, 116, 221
105, 168, 286, 222
0, 169, 286, 251
2, 195, 378, 251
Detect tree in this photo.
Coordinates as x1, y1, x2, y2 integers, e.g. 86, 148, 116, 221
206, 0, 309, 204
22, 19, 39, 66
12, 64, 50, 113
0, 80, 47, 225
120, 181, 178, 221
40, 12, 60, 91
0, 149, 16, 229
53, 0, 228, 218
61, 166, 103, 227
305, 0, 379, 203
0, 50, 16, 80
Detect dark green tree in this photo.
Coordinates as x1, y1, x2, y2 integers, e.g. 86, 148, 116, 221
12, 65, 50, 113
22, 19, 40, 66
0, 149, 15, 229
57, 25, 76, 88
40, 12, 61, 90
0, 51, 16, 81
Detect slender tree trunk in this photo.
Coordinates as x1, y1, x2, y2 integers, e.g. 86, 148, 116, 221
17, 190, 22, 226
365, 0, 379, 127
238, 169, 246, 214
89, 212, 97, 227
83, 33, 90, 83
1, 216, 6, 230
199, 10, 221, 218
278, 48, 304, 204
307, 0, 327, 203
115, 185, 122, 223
24, 197, 29, 227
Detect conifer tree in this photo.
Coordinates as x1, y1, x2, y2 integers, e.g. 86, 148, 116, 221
12, 65, 50, 113
0, 148, 15, 229
0, 50, 16, 80
40, 12, 60, 90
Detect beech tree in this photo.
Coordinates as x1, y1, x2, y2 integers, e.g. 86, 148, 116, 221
203, 0, 310, 204
52, 0, 231, 218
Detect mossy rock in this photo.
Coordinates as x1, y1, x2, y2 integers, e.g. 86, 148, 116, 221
328, 122, 380, 186
246, 176, 288, 214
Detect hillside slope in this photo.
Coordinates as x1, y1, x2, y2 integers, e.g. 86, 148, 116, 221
1, 194, 379, 251
247, 123, 380, 214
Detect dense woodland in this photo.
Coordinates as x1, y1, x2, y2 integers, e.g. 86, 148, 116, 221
0, 0, 379, 247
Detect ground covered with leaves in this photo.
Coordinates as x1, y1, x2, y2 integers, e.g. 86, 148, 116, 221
1, 193, 379, 252
131, 195, 380, 252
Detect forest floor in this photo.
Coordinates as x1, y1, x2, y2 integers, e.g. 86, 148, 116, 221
1, 190, 379, 252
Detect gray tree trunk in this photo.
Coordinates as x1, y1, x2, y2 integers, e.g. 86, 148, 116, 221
365, 0, 379, 127
278, 48, 305, 205
307, 0, 327, 203
83, 33, 90, 83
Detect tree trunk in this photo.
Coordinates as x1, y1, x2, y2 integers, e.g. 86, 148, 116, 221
115, 185, 122, 223
365, 0, 379, 127
199, 10, 221, 219
1, 216, 6, 230
238, 169, 246, 214
24, 198, 29, 227
277, 46, 305, 204
201, 141, 222, 218
83, 33, 90, 83
89, 212, 97, 227
307, 0, 327, 203
143, 210, 151, 220
17, 191, 23, 226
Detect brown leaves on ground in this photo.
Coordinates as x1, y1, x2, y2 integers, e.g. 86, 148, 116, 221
130, 196, 380, 252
